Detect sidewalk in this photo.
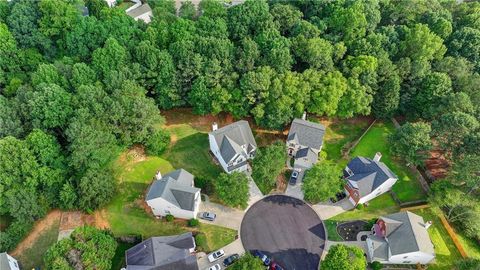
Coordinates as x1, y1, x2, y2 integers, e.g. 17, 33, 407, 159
246, 175, 264, 208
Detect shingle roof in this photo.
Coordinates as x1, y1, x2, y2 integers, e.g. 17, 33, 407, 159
368, 235, 389, 261
145, 169, 200, 211
381, 211, 435, 256
345, 157, 397, 197
0, 253, 14, 270
210, 120, 256, 163
126, 232, 198, 270
126, 3, 152, 18
294, 147, 318, 169
287, 118, 325, 150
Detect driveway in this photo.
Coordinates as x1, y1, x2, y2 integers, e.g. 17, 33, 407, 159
246, 175, 264, 208
312, 198, 354, 220
199, 200, 244, 230
197, 238, 245, 270
241, 195, 326, 270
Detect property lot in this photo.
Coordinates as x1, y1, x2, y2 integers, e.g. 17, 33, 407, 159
241, 195, 325, 270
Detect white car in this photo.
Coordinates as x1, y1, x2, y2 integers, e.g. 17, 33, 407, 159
206, 264, 221, 270
208, 249, 225, 263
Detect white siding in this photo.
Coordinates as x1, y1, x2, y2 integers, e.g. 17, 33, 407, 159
358, 177, 398, 205
146, 192, 200, 220
209, 134, 229, 172
388, 251, 435, 264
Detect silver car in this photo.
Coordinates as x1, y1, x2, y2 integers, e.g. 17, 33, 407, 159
200, 212, 217, 221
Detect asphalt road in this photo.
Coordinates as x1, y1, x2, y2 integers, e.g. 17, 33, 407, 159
240, 195, 325, 270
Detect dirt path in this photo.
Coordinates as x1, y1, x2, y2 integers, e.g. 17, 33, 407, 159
11, 210, 62, 256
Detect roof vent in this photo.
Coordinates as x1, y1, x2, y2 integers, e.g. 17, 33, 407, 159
155, 170, 162, 180
212, 122, 218, 131
424, 221, 432, 229
373, 152, 382, 162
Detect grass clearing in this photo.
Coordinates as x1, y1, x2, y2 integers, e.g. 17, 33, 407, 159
412, 208, 462, 270
16, 217, 60, 270
324, 220, 343, 241
329, 193, 400, 222
456, 231, 480, 259
350, 121, 426, 203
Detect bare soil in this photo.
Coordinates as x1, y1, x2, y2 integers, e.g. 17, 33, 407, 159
425, 149, 450, 179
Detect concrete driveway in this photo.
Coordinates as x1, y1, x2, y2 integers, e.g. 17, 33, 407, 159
241, 195, 326, 270
199, 201, 244, 230
312, 198, 354, 220
197, 238, 245, 270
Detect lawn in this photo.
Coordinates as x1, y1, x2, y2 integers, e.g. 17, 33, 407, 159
412, 208, 463, 270
16, 217, 60, 270
350, 121, 426, 203
324, 220, 343, 241
329, 193, 400, 222
107, 153, 236, 252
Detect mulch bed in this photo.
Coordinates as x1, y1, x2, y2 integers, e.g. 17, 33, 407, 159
337, 220, 369, 241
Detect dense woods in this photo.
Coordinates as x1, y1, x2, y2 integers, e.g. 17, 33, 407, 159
0, 0, 479, 255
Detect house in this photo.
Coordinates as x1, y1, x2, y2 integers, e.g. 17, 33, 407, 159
366, 211, 435, 264
125, 232, 198, 270
126, 3, 153, 23
343, 153, 398, 205
145, 169, 201, 220
0, 253, 20, 270
208, 120, 257, 174
286, 115, 326, 172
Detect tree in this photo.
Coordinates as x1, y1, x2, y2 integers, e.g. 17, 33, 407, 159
44, 226, 117, 270
145, 129, 170, 156
414, 72, 452, 119
78, 168, 115, 211
38, 0, 79, 41
321, 244, 367, 270
455, 258, 480, 270
0, 96, 24, 138
302, 162, 343, 204
251, 141, 286, 194
64, 16, 107, 61
215, 172, 249, 209
431, 112, 479, 154
293, 37, 334, 70
92, 37, 128, 80
305, 69, 347, 116
270, 4, 302, 35
399, 23, 446, 62
447, 155, 480, 195
28, 83, 73, 130
389, 122, 432, 166
25, 129, 65, 169
448, 27, 480, 72
179, 1, 196, 20
230, 253, 265, 270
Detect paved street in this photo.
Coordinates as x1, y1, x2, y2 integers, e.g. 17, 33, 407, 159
241, 195, 326, 270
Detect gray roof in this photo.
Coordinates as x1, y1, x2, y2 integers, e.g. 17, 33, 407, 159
127, 3, 152, 18
0, 253, 14, 270
146, 169, 200, 211
210, 120, 256, 163
294, 147, 318, 169
368, 235, 389, 261
126, 232, 198, 270
345, 157, 397, 197
381, 211, 435, 256
287, 118, 325, 150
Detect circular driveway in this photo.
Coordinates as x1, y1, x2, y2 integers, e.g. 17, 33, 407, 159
240, 195, 325, 270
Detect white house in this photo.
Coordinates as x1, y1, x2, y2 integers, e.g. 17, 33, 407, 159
208, 120, 257, 174
145, 169, 201, 220
366, 211, 435, 264
0, 253, 20, 270
344, 153, 398, 206
126, 3, 153, 23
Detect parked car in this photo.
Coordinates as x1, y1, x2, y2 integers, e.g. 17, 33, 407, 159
289, 170, 299, 185
223, 253, 240, 267
200, 212, 217, 221
270, 262, 284, 270
253, 251, 271, 266
208, 249, 225, 263
206, 264, 221, 270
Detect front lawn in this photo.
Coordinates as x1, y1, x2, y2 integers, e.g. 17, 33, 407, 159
16, 217, 60, 270
329, 193, 400, 222
412, 208, 463, 270
350, 121, 426, 203
107, 152, 236, 253
324, 220, 343, 241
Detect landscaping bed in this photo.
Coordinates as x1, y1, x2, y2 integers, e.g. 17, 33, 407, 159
336, 220, 369, 241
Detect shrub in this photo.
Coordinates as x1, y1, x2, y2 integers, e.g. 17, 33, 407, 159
0, 220, 33, 251
194, 233, 208, 251
145, 129, 170, 156
370, 261, 383, 270
188, 218, 199, 227
356, 203, 364, 210
165, 214, 174, 222
215, 172, 249, 209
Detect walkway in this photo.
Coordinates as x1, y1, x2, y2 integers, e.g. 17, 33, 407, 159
312, 198, 354, 220
247, 175, 264, 208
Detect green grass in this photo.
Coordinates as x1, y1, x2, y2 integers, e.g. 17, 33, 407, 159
16, 218, 60, 270
107, 153, 236, 252
456, 231, 480, 259
350, 121, 426, 203
412, 208, 463, 270
329, 193, 400, 222
117, 1, 134, 10
324, 220, 343, 241
111, 242, 136, 270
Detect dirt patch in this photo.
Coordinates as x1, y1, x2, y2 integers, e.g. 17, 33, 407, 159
11, 210, 61, 256
275, 169, 288, 193
425, 149, 449, 180
117, 144, 147, 166
59, 211, 97, 231
93, 209, 110, 229
162, 108, 234, 132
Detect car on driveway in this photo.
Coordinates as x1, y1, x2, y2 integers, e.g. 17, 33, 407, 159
223, 254, 240, 267
200, 212, 217, 221
253, 251, 271, 266
270, 262, 284, 270
206, 264, 221, 270
289, 171, 299, 185
208, 249, 225, 263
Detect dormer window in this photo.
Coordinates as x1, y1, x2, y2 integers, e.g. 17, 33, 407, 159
345, 166, 354, 176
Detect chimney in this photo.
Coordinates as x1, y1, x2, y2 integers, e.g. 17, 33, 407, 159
424, 221, 432, 229
373, 152, 382, 162
302, 111, 307, 120
212, 122, 218, 131
155, 170, 162, 180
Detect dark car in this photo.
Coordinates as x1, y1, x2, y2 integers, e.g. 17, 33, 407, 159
223, 254, 240, 267
253, 251, 271, 266
289, 170, 299, 185
270, 262, 284, 270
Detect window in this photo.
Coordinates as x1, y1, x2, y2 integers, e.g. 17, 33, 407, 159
403, 256, 408, 259
402, 261, 411, 264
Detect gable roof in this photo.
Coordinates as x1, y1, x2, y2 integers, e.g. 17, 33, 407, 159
368, 235, 389, 261
210, 120, 256, 163
294, 147, 318, 169
146, 169, 200, 211
380, 211, 434, 256
127, 3, 152, 18
345, 157, 397, 197
126, 232, 198, 270
287, 118, 325, 150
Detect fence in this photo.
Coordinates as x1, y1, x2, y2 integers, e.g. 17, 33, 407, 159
438, 214, 468, 258
341, 118, 377, 158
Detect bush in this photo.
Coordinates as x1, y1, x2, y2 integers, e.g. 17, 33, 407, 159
188, 218, 199, 227
165, 214, 174, 222
251, 141, 286, 194
0, 220, 33, 251
356, 203, 364, 210
215, 172, 249, 209
194, 233, 208, 251
370, 261, 383, 270
364, 218, 377, 230
145, 129, 170, 156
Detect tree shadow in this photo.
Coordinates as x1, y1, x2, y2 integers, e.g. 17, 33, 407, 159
262, 195, 307, 208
